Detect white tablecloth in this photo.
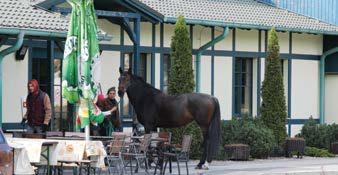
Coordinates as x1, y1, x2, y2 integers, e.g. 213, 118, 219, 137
5, 137, 107, 174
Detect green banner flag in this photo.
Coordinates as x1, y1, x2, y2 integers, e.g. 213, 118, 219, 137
62, 0, 103, 129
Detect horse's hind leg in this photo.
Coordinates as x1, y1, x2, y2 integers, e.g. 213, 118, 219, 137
196, 131, 208, 169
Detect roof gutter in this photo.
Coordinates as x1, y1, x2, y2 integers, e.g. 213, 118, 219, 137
195, 27, 229, 92
0, 31, 25, 128
0, 28, 112, 41
319, 47, 338, 124
164, 17, 338, 35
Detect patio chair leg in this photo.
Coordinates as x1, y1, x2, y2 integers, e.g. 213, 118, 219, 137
120, 158, 125, 175
118, 160, 124, 175
177, 160, 181, 175
145, 158, 150, 175
130, 157, 133, 175
154, 162, 158, 175
185, 161, 189, 175
169, 157, 172, 173
162, 158, 168, 175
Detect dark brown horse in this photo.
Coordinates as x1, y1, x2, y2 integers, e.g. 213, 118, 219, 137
117, 68, 221, 168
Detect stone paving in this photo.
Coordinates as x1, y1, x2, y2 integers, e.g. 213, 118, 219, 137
61, 157, 338, 175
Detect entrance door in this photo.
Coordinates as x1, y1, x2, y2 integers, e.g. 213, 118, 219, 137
31, 47, 71, 131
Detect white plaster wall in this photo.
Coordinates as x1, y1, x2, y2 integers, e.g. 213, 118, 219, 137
3, 46, 28, 123
214, 57, 232, 120
325, 74, 338, 124
252, 58, 258, 117
193, 26, 212, 50
276, 32, 289, 54
200, 56, 211, 94
163, 24, 175, 47
291, 125, 303, 137
292, 33, 323, 55
155, 54, 161, 89
261, 58, 265, 84
140, 22, 152, 47
214, 27, 232, 51
236, 29, 258, 52
291, 60, 319, 119
123, 22, 134, 46
97, 19, 120, 45
156, 24, 160, 47
99, 51, 121, 101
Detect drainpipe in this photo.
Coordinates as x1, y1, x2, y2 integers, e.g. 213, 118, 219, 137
0, 32, 25, 127
196, 27, 229, 92
319, 47, 338, 124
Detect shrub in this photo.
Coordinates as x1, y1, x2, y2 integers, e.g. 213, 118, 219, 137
260, 28, 288, 147
299, 119, 338, 152
222, 117, 276, 158
164, 15, 201, 159
304, 147, 334, 157
298, 118, 331, 149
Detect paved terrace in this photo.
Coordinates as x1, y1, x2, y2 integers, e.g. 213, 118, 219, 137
61, 157, 338, 175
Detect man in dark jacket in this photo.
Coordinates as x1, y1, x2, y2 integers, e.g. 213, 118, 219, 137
97, 87, 121, 135
21, 79, 52, 133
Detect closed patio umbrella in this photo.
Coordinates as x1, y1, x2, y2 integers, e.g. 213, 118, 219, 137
62, 0, 104, 140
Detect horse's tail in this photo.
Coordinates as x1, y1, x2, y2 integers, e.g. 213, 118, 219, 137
207, 97, 221, 162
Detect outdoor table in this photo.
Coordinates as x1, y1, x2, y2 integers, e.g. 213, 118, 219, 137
46, 136, 84, 140
5, 137, 107, 174
41, 141, 58, 175
6, 137, 47, 175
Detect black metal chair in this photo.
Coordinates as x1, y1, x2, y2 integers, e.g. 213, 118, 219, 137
162, 135, 192, 175
106, 134, 126, 175
152, 132, 172, 175
122, 134, 152, 175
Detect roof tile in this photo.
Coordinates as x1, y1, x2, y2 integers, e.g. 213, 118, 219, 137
139, 0, 338, 33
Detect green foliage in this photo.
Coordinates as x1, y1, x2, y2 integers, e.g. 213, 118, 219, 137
221, 117, 276, 158
304, 147, 334, 157
298, 118, 338, 150
168, 15, 195, 95
164, 16, 201, 158
260, 28, 287, 146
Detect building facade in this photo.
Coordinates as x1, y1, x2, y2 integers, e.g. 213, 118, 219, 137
1, 0, 338, 136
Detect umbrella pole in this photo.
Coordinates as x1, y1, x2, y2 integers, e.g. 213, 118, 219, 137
85, 125, 90, 141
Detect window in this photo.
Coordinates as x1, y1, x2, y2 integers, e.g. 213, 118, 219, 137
163, 54, 171, 92
139, 53, 151, 82
124, 53, 149, 82
234, 58, 253, 116
124, 53, 133, 70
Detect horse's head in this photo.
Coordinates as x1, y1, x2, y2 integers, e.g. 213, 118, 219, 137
118, 67, 132, 98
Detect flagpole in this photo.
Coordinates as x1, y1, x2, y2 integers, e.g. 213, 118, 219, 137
85, 125, 90, 141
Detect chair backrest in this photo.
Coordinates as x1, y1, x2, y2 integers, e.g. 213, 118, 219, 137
109, 135, 125, 155
158, 132, 172, 144
181, 135, 192, 153
65, 132, 85, 138
112, 132, 132, 143
139, 134, 152, 152
46, 131, 63, 137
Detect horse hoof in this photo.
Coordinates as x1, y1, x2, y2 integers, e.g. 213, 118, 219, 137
202, 166, 209, 170
195, 165, 203, 170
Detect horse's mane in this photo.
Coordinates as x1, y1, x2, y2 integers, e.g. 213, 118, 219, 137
130, 75, 163, 96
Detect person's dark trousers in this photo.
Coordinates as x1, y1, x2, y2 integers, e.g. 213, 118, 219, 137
26, 125, 43, 134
